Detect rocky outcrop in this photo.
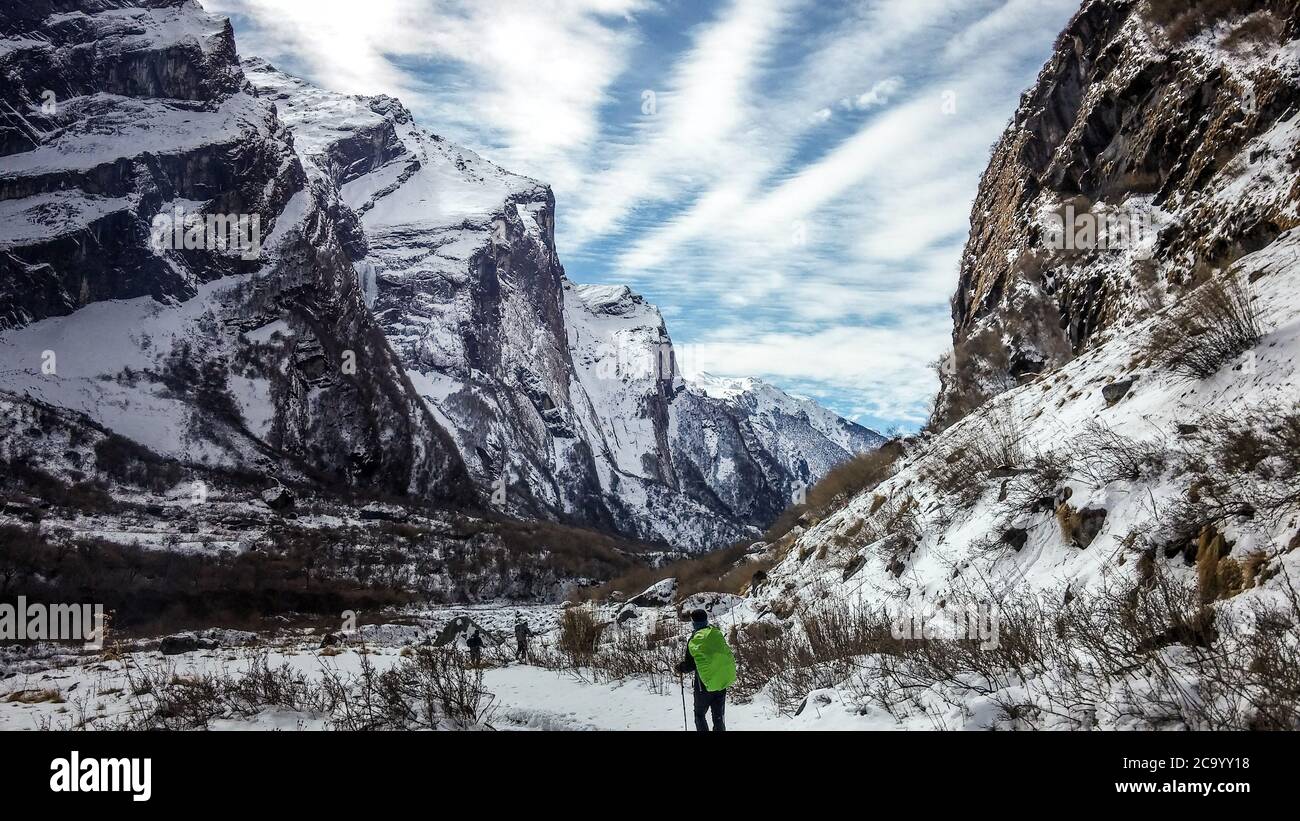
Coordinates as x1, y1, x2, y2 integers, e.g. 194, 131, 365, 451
933, 0, 1300, 428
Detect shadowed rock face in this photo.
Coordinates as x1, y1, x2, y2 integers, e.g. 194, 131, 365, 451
0, 0, 295, 327
933, 0, 1300, 429
0, 0, 471, 503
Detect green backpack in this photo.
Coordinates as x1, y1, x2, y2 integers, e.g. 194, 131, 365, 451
688, 626, 737, 692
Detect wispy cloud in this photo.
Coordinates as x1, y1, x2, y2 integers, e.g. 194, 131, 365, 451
205, 0, 1082, 430
204, 0, 650, 192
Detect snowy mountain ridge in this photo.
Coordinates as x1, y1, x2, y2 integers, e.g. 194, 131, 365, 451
0, 0, 882, 551
241, 57, 884, 549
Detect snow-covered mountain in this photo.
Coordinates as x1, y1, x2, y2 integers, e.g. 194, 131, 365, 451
241, 58, 882, 548
0, 0, 471, 503
0, 0, 881, 550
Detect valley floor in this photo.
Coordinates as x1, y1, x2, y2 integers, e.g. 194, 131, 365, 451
481, 665, 879, 731
0, 603, 894, 732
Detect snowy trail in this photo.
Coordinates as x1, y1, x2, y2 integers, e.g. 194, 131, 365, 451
482, 665, 884, 731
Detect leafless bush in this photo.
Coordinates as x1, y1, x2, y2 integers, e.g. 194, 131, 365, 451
114, 648, 494, 730
920, 405, 1026, 508
1141, 270, 1263, 381
1145, 0, 1275, 43
843, 559, 1300, 730
589, 626, 683, 694
556, 607, 602, 665
1070, 420, 1169, 486
727, 601, 899, 713
802, 441, 907, 518
999, 449, 1075, 521
366, 647, 494, 728
1193, 403, 1300, 527
861, 496, 922, 575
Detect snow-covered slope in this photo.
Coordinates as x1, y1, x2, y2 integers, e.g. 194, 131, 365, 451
730, 0, 1300, 729
243, 59, 884, 549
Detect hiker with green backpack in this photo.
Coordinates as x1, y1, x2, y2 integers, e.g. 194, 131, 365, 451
676, 609, 737, 732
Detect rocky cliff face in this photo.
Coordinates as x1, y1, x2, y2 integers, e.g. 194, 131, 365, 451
933, 0, 1300, 428
0, 0, 470, 502
735, 0, 1300, 729
0, 1, 881, 551
246, 61, 883, 549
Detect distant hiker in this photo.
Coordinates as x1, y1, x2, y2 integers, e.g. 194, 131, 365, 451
466, 628, 484, 667
513, 614, 535, 663
676, 609, 737, 732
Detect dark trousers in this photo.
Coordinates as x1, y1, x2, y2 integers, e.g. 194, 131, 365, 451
693, 687, 726, 732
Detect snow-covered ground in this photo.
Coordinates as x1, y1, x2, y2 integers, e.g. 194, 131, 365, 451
482, 665, 878, 731
0, 604, 891, 731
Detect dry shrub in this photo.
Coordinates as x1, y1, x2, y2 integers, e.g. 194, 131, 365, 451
931, 326, 1014, 430
802, 440, 907, 517
762, 441, 908, 545
729, 600, 898, 713
1071, 420, 1169, 486
1195, 526, 1232, 604
999, 449, 1074, 521
1141, 270, 1263, 381
920, 405, 1026, 508
864, 496, 922, 575
848, 562, 1300, 730
1222, 10, 1288, 50
114, 649, 493, 730
557, 607, 602, 663
584, 539, 765, 604
1162, 404, 1300, 547
4, 688, 64, 704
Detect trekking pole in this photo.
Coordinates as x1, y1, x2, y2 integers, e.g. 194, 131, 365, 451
679, 675, 687, 731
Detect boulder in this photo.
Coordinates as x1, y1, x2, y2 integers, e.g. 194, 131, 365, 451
1075, 508, 1107, 549
627, 578, 677, 608
260, 485, 295, 512
841, 555, 866, 582
615, 605, 639, 625
1102, 378, 1135, 405
1001, 528, 1029, 551
158, 633, 219, 655
432, 616, 500, 648
678, 592, 743, 621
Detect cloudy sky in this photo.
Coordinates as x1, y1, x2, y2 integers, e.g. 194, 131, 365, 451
205, 0, 1080, 432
